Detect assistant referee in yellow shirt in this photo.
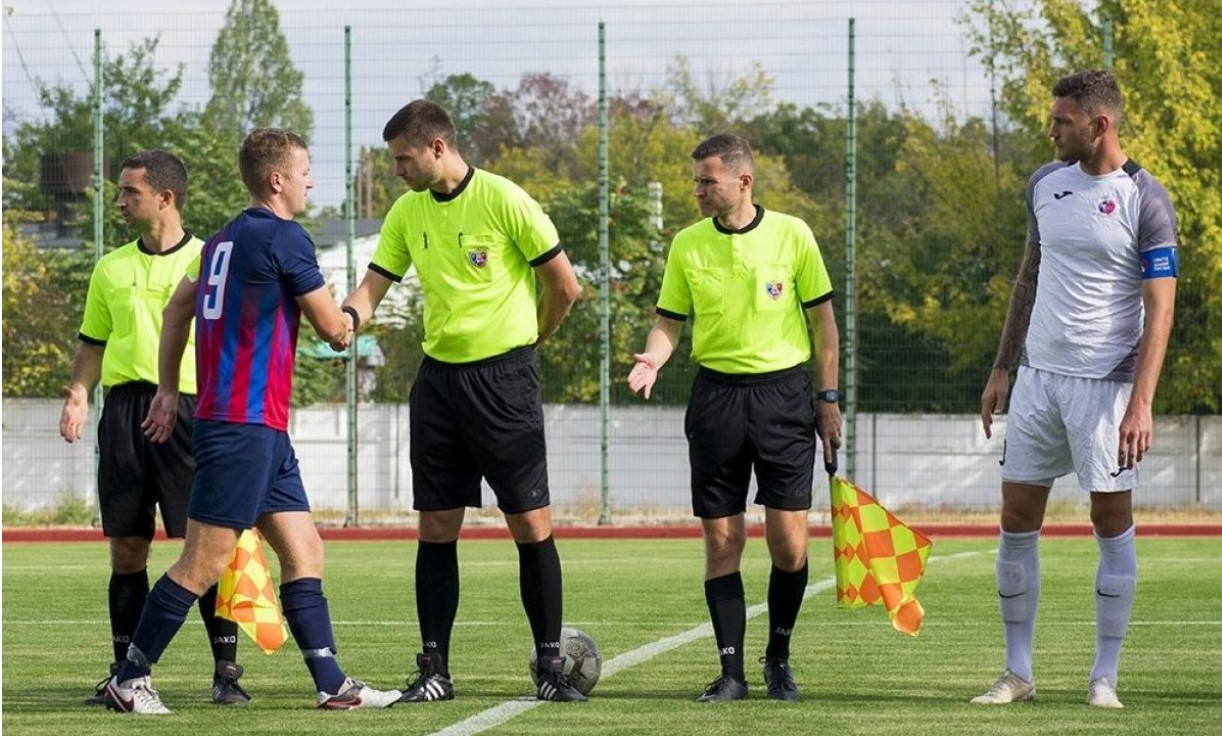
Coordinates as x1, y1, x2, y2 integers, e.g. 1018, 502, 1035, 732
628, 134, 842, 703
58, 150, 248, 706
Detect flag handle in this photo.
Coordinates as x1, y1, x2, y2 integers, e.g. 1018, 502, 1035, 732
825, 447, 838, 477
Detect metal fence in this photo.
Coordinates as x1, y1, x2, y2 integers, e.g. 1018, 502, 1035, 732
4, 1, 1218, 525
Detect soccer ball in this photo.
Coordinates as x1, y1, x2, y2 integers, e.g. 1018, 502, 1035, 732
528, 626, 601, 695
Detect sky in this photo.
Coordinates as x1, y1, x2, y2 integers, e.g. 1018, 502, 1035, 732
4, 0, 995, 207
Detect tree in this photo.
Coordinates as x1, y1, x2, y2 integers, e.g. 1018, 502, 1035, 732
423, 72, 519, 168
2, 207, 92, 397
964, 0, 1222, 412
3, 37, 184, 218
203, 0, 313, 141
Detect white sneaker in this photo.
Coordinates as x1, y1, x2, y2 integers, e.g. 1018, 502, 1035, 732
1088, 677, 1123, 708
970, 670, 1036, 704
104, 675, 171, 714
317, 677, 401, 709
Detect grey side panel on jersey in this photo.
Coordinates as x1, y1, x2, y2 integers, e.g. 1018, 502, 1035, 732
1130, 168, 1180, 252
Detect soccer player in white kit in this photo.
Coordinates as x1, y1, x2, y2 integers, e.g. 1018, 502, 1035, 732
975, 70, 1179, 709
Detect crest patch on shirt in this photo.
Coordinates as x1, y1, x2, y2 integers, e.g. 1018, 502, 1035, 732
764, 280, 784, 300
468, 250, 489, 268
1097, 195, 1117, 215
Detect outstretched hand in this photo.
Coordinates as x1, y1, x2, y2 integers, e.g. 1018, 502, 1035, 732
627, 354, 659, 400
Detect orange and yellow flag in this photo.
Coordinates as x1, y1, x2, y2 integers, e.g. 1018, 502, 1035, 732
216, 529, 288, 654
830, 476, 932, 636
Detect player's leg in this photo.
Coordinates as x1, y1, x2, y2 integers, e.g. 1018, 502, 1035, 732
107, 519, 238, 714
751, 368, 816, 702
151, 392, 248, 704
1086, 491, 1134, 708
92, 384, 157, 705
257, 508, 400, 710
91, 537, 153, 704
687, 369, 751, 702
1068, 376, 1137, 708
974, 367, 1069, 705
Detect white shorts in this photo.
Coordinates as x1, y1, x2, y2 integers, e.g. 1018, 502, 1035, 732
1000, 366, 1137, 492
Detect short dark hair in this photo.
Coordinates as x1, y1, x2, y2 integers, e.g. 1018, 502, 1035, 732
120, 150, 188, 211
1053, 70, 1124, 126
239, 128, 308, 195
691, 134, 755, 174
382, 99, 457, 148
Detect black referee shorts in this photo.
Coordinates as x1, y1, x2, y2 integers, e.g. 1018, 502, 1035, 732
685, 365, 816, 518
409, 346, 549, 514
97, 382, 197, 540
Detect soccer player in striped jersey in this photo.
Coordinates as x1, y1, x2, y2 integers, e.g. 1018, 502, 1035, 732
103, 128, 399, 714
976, 70, 1179, 709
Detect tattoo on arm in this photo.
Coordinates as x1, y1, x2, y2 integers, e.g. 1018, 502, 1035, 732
993, 241, 1041, 371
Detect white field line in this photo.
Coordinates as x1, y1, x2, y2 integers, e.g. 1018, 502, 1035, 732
428, 550, 982, 736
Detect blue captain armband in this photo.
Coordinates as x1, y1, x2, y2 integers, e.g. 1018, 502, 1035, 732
1140, 246, 1178, 279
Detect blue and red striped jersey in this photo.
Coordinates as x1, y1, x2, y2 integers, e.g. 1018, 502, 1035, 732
194, 207, 326, 431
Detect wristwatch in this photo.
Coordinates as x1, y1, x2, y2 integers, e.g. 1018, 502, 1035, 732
815, 389, 840, 403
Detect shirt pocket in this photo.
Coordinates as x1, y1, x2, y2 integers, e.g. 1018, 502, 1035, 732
457, 232, 507, 283
753, 265, 793, 312
687, 267, 725, 316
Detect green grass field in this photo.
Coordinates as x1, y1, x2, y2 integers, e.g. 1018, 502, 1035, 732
3, 537, 1220, 735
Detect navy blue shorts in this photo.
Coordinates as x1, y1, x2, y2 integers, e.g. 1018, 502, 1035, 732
187, 419, 310, 529
685, 365, 816, 518
409, 346, 549, 514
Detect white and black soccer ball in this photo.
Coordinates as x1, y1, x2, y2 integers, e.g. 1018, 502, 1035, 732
528, 626, 601, 695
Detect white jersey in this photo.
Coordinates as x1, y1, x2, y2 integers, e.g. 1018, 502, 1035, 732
1023, 160, 1178, 381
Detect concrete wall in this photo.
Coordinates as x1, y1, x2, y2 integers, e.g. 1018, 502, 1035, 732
4, 399, 1219, 518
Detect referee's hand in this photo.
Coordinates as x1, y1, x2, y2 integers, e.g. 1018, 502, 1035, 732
141, 390, 180, 444
627, 354, 659, 400
59, 384, 89, 443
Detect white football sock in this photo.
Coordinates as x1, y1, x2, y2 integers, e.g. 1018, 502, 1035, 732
1091, 524, 1137, 684
998, 529, 1040, 682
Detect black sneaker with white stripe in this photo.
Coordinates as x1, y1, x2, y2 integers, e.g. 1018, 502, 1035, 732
398, 653, 454, 703
535, 655, 587, 702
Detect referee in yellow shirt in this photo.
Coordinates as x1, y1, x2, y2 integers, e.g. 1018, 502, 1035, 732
343, 99, 586, 703
628, 134, 842, 703
58, 150, 249, 706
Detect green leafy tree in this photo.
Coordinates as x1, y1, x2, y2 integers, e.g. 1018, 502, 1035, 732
3, 37, 183, 219
2, 208, 92, 397
423, 72, 519, 167
964, 0, 1222, 411
203, 0, 313, 141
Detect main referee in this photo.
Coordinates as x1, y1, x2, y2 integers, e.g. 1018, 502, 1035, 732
628, 134, 842, 702
342, 99, 586, 703
59, 150, 249, 706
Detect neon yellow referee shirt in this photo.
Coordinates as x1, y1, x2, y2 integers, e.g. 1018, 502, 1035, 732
370, 167, 561, 363
657, 206, 833, 374
78, 234, 202, 393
